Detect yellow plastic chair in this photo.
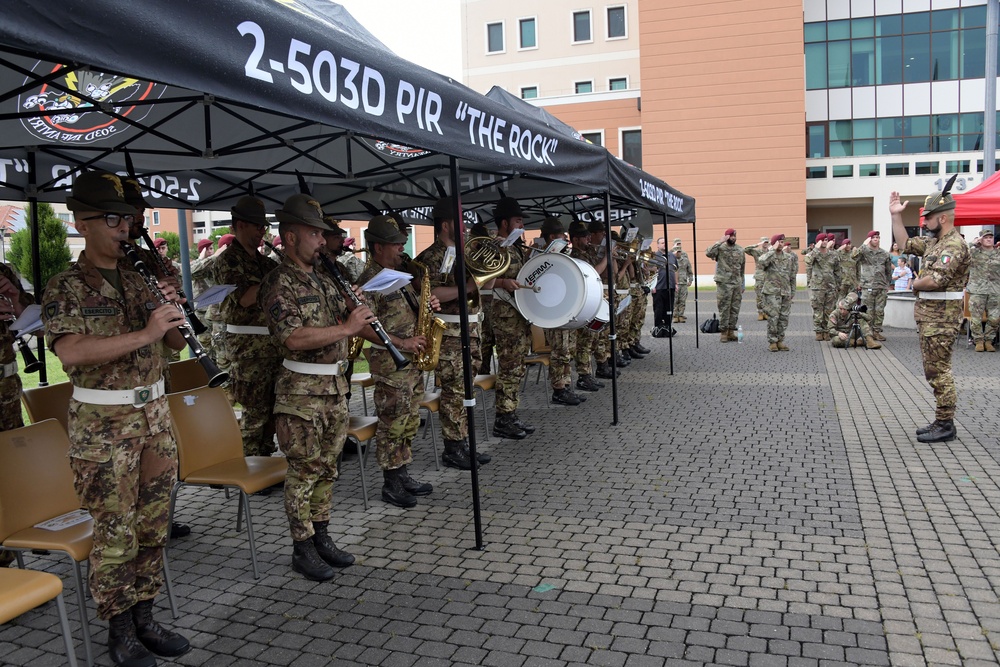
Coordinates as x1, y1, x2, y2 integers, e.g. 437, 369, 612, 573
0, 420, 95, 666
20, 381, 73, 432
0, 568, 80, 667
167, 358, 209, 393
163, 387, 287, 614
417, 390, 442, 471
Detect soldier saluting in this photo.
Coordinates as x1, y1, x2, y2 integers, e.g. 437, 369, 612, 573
889, 180, 971, 443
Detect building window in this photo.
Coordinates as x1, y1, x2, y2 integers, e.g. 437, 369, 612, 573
804, 112, 999, 158
487, 22, 504, 53
607, 6, 626, 39
581, 131, 603, 146
621, 129, 642, 167
609, 77, 627, 91
575, 81, 593, 94
573, 10, 592, 43
521, 86, 538, 99
519, 17, 536, 49
152, 210, 160, 226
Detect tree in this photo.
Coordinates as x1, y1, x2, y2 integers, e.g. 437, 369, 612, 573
7, 203, 71, 291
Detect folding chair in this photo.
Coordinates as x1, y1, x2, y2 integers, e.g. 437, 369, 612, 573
350, 373, 375, 415
0, 568, 80, 667
345, 416, 378, 510
163, 387, 287, 614
473, 374, 497, 441
167, 357, 210, 393
417, 390, 442, 471
20, 381, 73, 431
524, 325, 551, 393
0, 420, 95, 667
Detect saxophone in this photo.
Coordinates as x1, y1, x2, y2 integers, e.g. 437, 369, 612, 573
410, 260, 446, 371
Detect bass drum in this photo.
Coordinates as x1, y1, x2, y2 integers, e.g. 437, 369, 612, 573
514, 253, 602, 329
585, 299, 610, 332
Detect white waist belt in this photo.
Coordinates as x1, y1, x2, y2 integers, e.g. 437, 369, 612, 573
437, 313, 483, 324
73, 378, 165, 406
479, 289, 493, 296
226, 324, 270, 335
282, 359, 348, 376
0, 360, 17, 379
615, 289, 629, 295
920, 292, 964, 300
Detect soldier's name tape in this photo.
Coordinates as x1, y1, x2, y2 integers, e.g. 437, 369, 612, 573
0, 360, 17, 379
226, 324, 270, 335
920, 292, 964, 300
436, 312, 484, 324
73, 378, 166, 406
282, 359, 348, 376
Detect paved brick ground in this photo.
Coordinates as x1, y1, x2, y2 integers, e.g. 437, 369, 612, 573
4, 293, 1000, 666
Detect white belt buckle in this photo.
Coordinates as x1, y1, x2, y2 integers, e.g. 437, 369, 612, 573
133, 385, 154, 408
336, 359, 349, 375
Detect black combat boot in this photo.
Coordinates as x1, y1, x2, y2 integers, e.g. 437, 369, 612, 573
312, 521, 355, 567
381, 469, 418, 508
576, 374, 601, 392
629, 345, 648, 358
492, 413, 527, 440
469, 440, 492, 465
291, 538, 336, 581
616, 351, 631, 367
108, 611, 156, 667
511, 414, 535, 434
169, 522, 190, 539
398, 466, 433, 496
633, 340, 651, 354
552, 387, 582, 406
595, 362, 617, 379
915, 421, 935, 435
132, 599, 190, 658
916, 420, 956, 443
442, 439, 475, 470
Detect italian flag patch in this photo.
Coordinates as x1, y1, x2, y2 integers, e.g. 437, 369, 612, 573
940, 255, 952, 265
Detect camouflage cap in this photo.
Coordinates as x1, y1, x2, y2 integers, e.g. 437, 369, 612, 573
65, 170, 137, 215
673, 238, 682, 244
980, 227, 994, 237
432, 196, 457, 221
921, 187, 957, 218
366, 214, 407, 244
275, 193, 329, 230
568, 220, 589, 238
540, 216, 566, 237
123, 177, 152, 211
231, 195, 268, 226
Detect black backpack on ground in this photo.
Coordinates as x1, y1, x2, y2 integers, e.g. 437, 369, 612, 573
700, 314, 720, 334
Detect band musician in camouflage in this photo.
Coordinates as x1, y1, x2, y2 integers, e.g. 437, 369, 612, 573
890, 181, 971, 444
415, 196, 491, 470
42, 170, 190, 666
260, 194, 371, 582
357, 215, 438, 509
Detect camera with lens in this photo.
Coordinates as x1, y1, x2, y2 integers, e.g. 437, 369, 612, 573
850, 289, 867, 314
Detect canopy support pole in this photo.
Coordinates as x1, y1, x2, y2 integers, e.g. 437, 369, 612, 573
27, 148, 47, 386
660, 213, 673, 375
603, 193, 619, 426
692, 220, 700, 349
450, 156, 484, 551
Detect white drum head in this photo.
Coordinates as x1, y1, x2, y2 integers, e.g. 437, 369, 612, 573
515, 253, 602, 328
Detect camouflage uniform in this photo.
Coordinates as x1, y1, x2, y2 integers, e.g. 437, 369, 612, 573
828, 301, 874, 347
215, 240, 281, 456
806, 248, 839, 334
628, 262, 648, 343
853, 243, 893, 336
674, 251, 692, 319
415, 240, 482, 442
758, 248, 795, 345
705, 239, 746, 333
42, 251, 176, 620
836, 247, 859, 300
0, 263, 32, 432
356, 261, 423, 470
571, 242, 601, 373
904, 229, 971, 421
204, 250, 231, 377
744, 244, 768, 319
545, 328, 575, 389
336, 252, 366, 284
491, 243, 531, 415
259, 257, 350, 541
968, 244, 1000, 347
801, 245, 815, 285
189, 254, 215, 353
787, 249, 800, 300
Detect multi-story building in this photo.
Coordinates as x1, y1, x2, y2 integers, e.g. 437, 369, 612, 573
462, 0, 1000, 280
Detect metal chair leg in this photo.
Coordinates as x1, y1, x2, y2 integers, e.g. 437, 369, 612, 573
55, 591, 81, 667
236, 486, 244, 533
358, 439, 369, 510
163, 481, 183, 619
70, 559, 93, 667
241, 491, 260, 579
428, 411, 440, 471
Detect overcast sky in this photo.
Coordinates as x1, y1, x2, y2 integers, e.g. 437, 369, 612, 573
335, 0, 463, 80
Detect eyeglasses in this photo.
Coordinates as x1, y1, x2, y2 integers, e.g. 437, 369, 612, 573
82, 213, 136, 228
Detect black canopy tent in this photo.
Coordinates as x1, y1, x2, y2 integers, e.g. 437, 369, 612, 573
0, 0, 694, 548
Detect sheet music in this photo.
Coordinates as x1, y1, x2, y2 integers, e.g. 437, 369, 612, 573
361, 268, 414, 295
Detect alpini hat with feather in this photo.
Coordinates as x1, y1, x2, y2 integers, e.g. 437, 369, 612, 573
921, 174, 958, 218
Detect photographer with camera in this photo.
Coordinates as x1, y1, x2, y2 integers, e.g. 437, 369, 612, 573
889, 183, 971, 444
828, 291, 881, 349
968, 228, 1000, 352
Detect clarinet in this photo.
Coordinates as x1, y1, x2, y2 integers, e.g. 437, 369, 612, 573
139, 230, 208, 335
120, 242, 229, 388
317, 252, 410, 370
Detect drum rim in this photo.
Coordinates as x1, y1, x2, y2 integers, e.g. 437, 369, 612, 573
515, 253, 602, 329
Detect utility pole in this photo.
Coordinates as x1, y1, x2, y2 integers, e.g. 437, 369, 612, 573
985, 0, 998, 180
